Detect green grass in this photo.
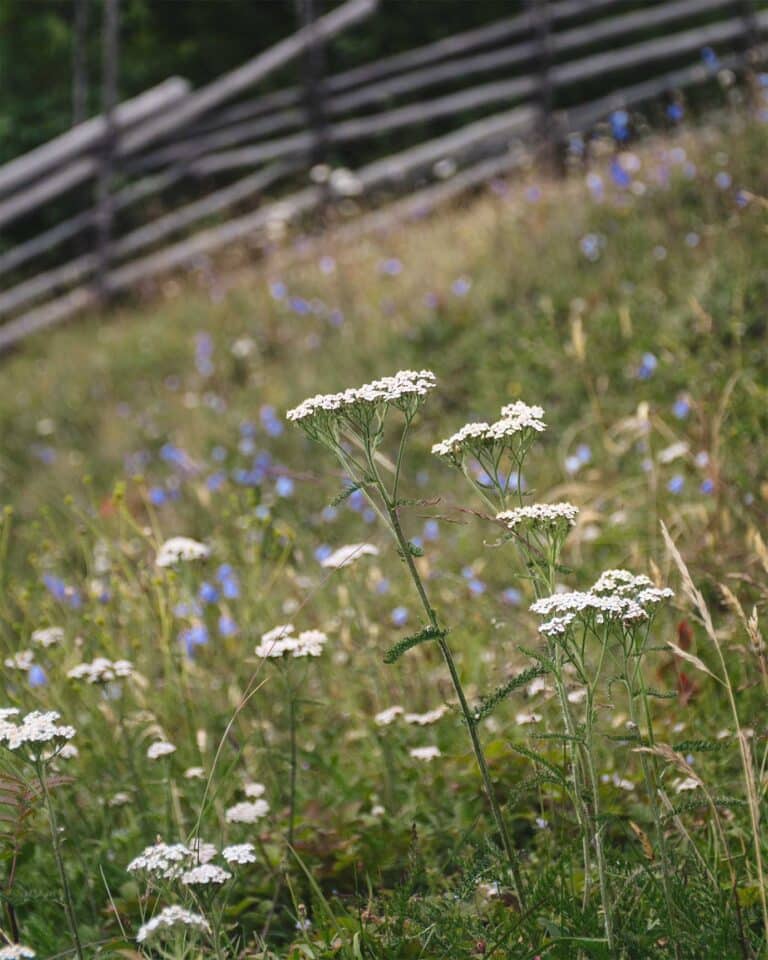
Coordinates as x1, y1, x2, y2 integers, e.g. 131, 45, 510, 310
0, 114, 767, 958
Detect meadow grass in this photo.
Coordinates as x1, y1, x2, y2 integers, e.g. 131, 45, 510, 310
0, 113, 767, 958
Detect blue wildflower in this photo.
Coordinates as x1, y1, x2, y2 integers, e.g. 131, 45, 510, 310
637, 352, 658, 380
673, 396, 691, 420
391, 606, 409, 627
149, 487, 167, 506
700, 478, 715, 495
667, 475, 685, 495
29, 665, 47, 687
610, 109, 630, 142
199, 582, 219, 604
502, 587, 522, 606
276, 476, 294, 497
315, 544, 333, 563
218, 614, 239, 637
423, 520, 439, 541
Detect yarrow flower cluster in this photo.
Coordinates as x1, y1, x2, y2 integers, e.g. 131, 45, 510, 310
147, 740, 176, 760
531, 569, 674, 636
67, 657, 133, 684
31, 626, 63, 648
225, 799, 270, 823
0, 710, 75, 754
0, 947, 35, 959
181, 863, 231, 886
222, 842, 257, 864
156, 536, 210, 568
136, 905, 211, 943
254, 624, 328, 659
320, 542, 379, 569
286, 370, 436, 444
432, 400, 546, 484
127, 842, 192, 880
497, 503, 579, 530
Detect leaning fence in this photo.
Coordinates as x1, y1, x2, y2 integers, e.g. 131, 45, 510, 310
0, 0, 765, 351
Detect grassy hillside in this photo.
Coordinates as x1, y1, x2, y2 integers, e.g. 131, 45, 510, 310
0, 114, 767, 958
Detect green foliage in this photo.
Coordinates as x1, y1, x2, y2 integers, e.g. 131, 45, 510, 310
383, 624, 447, 663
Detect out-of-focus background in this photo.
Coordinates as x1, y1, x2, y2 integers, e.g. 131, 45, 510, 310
1, 0, 766, 346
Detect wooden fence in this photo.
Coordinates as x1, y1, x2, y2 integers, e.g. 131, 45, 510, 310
0, 0, 766, 351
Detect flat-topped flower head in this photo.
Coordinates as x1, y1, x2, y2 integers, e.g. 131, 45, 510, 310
67, 657, 133, 684
222, 842, 257, 865
432, 401, 546, 500
431, 422, 491, 463
225, 798, 270, 823
136, 905, 211, 943
320, 542, 379, 569
255, 625, 327, 659
499, 401, 546, 428
31, 626, 64, 648
147, 740, 176, 760
0, 710, 75, 755
286, 370, 436, 443
410, 745, 441, 761
0, 946, 35, 959
497, 503, 579, 531
531, 591, 648, 632
156, 536, 210, 568
127, 841, 192, 880
4, 651, 34, 672
181, 863, 231, 886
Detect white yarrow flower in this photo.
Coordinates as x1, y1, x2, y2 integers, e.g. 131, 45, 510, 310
225, 799, 270, 823
181, 863, 231, 885
136, 905, 210, 943
409, 746, 441, 761
320, 542, 379, 569
497, 503, 578, 530
31, 626, 64, 648
156, 537, 210, 568
222, 842, 257, 865
0, 946, 36, 959
404, 705, 449, 726
147, 741, 176, 760
67, 657, 133, 684
0, 710, 75, 752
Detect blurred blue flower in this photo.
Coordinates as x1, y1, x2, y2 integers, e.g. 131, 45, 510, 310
667, 102, 684, 123
379, 258, 403, 276
667, 474, 685, 495
502, 587, 522, 606
207, 471, 226, 492
29, 665, 47, 688
276, 476, 295, 497
321, 505, 339, 523
290, 296, 312, 315
199, 582, 219, 604
149, 486, 167, 506
218, 615, 239, 637
423, 520, 440, 541
637, 352, 658, 380
269, 279, 287, 300
195, 332, 214, 377
610, 157, 630, 188
673, 396, 691, 419
391, 606, 409, 626
468, 578, 486, 596
375, 578, 391, 595
315, 544, 333, 562
701, 46, 719, 71
451, 276, 471, 297
363, 508, 377, 524
181, 624, 209, 657
715, 171, 732, 190
610, 109, 630, 142
700, 478, 715, 495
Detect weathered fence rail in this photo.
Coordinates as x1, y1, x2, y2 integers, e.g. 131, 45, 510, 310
0, 0, 766, 350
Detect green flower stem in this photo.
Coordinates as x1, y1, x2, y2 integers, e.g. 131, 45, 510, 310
382, 490, 527, 907
625, 630, 679, 954
35, 759, 84, 960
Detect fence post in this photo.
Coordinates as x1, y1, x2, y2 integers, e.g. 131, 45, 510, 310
95, 0, 119, 304
295, 0, 328, 166
526, 0, 560, 174
72, 0, 90, 126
